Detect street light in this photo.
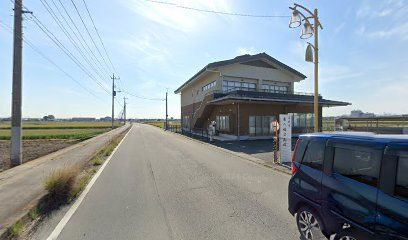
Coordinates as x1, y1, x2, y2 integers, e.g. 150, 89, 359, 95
289, 10, 301, 28
288, 3, 323, 132
301, 22, 314, 39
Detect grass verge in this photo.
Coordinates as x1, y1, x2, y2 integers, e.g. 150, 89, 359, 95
2, 127, 129, 240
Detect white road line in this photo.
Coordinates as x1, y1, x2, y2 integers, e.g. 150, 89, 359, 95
46, 125, 133, 240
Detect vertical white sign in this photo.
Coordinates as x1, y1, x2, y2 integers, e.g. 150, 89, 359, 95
279, 114, 292, 163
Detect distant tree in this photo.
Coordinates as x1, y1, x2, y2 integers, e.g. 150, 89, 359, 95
43, 115, 55, 121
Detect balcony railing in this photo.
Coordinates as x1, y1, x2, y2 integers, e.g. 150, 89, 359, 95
209, 89, 321, 100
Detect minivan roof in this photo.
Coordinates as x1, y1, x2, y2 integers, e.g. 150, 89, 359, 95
299, 132, 408, 144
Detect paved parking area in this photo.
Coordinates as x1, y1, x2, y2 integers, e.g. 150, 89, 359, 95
214, 139, 275, 162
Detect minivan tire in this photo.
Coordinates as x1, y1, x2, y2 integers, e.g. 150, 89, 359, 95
334, 229, 359, 240
296, 206, 326, 240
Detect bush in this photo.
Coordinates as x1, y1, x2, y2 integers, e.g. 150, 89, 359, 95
44, 165, 80, 206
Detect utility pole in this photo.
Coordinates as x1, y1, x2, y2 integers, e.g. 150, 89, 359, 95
111, 73, 119, 129
10, 0, 23, 166
165, 89, 168, 130
313, 8, 319, 132
123, 97, 127, 124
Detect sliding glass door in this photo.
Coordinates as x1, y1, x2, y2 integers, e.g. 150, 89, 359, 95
249, 116, 276, 136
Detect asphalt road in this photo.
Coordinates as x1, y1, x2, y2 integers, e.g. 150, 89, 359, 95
55, 123, 301, 240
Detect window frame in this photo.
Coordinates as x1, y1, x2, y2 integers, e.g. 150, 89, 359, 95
222, 80, 257, 93
202, 81, 216, 92
216, 115, 230, 132
395, 154, 408, 201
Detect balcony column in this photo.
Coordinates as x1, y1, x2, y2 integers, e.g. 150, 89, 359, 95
217, 75, 224, 92
257, 79, 263, 91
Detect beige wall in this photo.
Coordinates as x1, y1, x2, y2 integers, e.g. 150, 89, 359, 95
179, 62, 304, 107
180, 71, 220, 107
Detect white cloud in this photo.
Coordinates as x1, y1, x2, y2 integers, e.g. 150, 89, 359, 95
125, 0, 233, 33
236, 47, 257, 55
367, 22, 408, 40
119, 33, 171, 64
356, 0, 406, 19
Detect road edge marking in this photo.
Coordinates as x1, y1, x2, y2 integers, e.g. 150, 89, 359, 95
46, 125, 133, 240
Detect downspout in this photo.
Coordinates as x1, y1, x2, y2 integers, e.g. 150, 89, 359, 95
237, 102, 240, 141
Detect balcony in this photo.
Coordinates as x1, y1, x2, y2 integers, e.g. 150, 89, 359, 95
209, 89, 349, 107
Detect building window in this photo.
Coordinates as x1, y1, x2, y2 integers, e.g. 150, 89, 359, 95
182, 115, 190, 130
261, 84, 289, 94
216, 116, 230, 131
222, 80, 256, 93
202, 81, 216, 92
333, 146, 381, 187
249, 116, 276, 136
395, 156, 408, 200
291, 113, 314, 128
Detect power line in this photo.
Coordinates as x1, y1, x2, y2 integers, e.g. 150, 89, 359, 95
54, 0, 112, 79
29, 13, 111, 94
145, 0, 289, 18
70, 0, 112, 75
123, 90, 165, 101
30, 16, 110, 94
38, 0, 109, 84
0, 20, 105, 101
81, 0, 117, 73
50, 0, 112, 81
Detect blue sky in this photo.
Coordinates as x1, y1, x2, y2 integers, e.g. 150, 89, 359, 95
0, 0, 407, 119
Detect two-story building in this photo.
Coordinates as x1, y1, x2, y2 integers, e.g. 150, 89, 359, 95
174, 53, 350, 140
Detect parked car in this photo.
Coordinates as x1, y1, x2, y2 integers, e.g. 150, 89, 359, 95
288, 132, 408, 240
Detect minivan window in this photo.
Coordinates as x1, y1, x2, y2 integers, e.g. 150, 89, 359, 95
301, 141, 325, 170
294, 139, 308, 163
333, 146, 381, 187
396, 156, 408, 200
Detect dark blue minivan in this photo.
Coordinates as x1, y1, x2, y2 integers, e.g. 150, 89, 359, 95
288, 132, 408, 240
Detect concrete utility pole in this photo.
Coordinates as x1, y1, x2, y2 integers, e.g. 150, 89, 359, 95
123, 97, 127, 124
111, 73, 119, 129
10, 0, 23, 166
165, 89, 168, 130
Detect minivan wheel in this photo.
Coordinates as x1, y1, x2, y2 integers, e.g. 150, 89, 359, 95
334, 229, 359, 240
296, 207, 324, 240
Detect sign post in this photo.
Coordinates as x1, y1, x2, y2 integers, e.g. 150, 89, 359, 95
279, 114, 292, 164
271, 120, 279, 163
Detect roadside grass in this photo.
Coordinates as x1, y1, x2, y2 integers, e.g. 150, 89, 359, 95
42, 165, 81, 209
28, 208, 39, 221
145, 121, 181, 129
70, 174, 92, 201
9, 221, 22, 237
91, 156, 103, 166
